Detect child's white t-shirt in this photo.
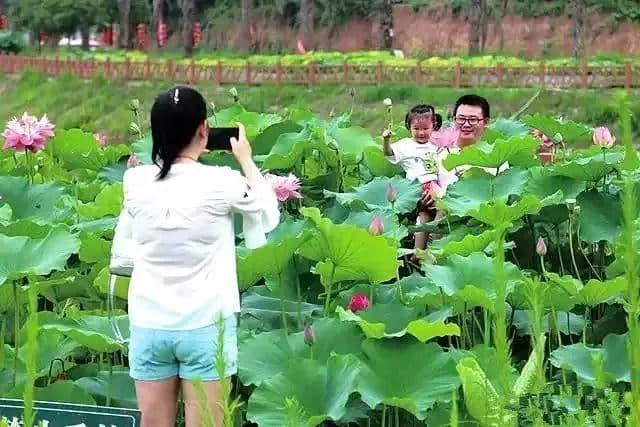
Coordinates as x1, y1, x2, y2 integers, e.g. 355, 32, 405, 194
387, 137, 441, 184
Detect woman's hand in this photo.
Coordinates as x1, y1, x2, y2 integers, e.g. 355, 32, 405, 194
230, 123, 252, 165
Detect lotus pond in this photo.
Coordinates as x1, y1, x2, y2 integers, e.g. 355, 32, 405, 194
0, 91, 639, 427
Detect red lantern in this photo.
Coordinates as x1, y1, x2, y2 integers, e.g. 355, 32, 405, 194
136, 23, 149, 50
192, 22, 202, 47
157, 21, 168, 48
0, 15, 6, 31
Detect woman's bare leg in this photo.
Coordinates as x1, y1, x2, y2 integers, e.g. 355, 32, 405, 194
182, 379, 225, 427
135, 378, 180, 427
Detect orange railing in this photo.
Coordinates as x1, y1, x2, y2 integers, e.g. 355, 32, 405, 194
0, 54, 636, 88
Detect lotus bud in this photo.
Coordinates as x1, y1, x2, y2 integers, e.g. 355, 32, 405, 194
383, 98, 393, 107
229, 87, 239, 102
565, 198, 577, 210
210, 101, 216, 111
329, 108, 335, 119
386, 184, 398, 203
303, 324, 315, 346
369, 216, 384, 236
128, 122, 141, 135
536, 237, 547, 256
348, 87, 355, 98
573, 205, 581, 216
128, 99, 140, 111
348, 293, 371, 312
593, 126, 616, 149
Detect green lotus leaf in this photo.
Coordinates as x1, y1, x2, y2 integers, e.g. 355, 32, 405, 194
577, 277, 626, 306
441, 229, 496, 257
253, 120, 303, 155
550, 333, 630, 386
236, 111, 283, 141
208, 104, 245, 126
356, 339, 459, 420
79, 233, 112, 264
525, 167, 585, 201
70, 217, 118, 236
0, 176, 72, 224
424, 252, 521, 310
75, 369, 137, 408
237, 220, 312, 289
300, 208, 399, 285
443, 135, 538, 170
93, 266, 129, 300
330, 126, 378, 164
577, 189, 622, 243
98, 161, 128, 183
363, 146, 404, 178
394, 273, 440, 306
522, 114, 592, 146
0, 226, 80, 286
450, 344, 518, 397
241, 286, 323, 331
17, 329, 81, 377
488, 118, 530, 138
512, 310, 584, 336
0, 203, 11, 225
238, 318, 364, 387
325, 176, 421, 215
342, 209, 408, 243
246, 354, 360, 427
550, 149, 623, 182
456, 357, 516, 426
40, 313, 129, 353
48, 129, 130, 171
76, 183, 123, 220
21, 381, 97, 405
262, 125, 337, 171
468, 193, 556, 229
132, 135, 152, 165
440, 168, 529, 217
336, 303, 459, 342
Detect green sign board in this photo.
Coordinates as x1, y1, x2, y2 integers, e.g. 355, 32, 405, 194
0, 399, 140, 427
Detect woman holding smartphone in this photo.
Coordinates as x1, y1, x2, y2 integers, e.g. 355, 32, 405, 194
110, 86, 279, 427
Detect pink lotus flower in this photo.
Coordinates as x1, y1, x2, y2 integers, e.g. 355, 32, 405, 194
430, 126, 460, 149
348, 293, 371, 312
369, 216, 384, 236
265, 173, 303, 202
593, 126, 615, 149
2, 113, 55, 153
386, 184, 398, 203
94, 133, 107, 148
536, 237, 547, 256
303, 324, 315, 346
127, 154, 139, 169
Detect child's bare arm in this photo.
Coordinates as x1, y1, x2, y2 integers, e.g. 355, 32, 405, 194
382, 129, 394, 157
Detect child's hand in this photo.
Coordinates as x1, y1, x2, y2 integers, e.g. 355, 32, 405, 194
382, 129, 394, 140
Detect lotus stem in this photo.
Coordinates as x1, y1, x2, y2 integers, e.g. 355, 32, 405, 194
12, 281, 19, 387
567, 217, 582, 281
381, 405, 387, 427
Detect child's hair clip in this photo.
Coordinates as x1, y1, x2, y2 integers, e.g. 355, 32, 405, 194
173, 88, 180, 104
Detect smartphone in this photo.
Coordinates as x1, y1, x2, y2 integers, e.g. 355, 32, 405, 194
207, 127, 239, 151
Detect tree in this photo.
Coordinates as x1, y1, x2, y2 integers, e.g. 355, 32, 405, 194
468, 0, 486, 55
570, 0, 586, 58
178, 0, 195, 56
238, 0, 252, 51
299, 0, 314, 49
380, 0, 393, 50
117, 0, 131, 48
152, 0, 164, 48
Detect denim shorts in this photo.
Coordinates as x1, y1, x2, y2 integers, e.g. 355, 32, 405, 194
128, 316, 238, 381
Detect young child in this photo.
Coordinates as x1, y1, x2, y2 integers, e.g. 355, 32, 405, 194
382, 104, 441, 261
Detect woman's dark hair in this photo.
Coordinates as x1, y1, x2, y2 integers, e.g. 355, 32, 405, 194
150, 85, 207, 180
404, 104, 436, 130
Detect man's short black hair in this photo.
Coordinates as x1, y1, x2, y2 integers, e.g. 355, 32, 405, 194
454, 94, 490, 119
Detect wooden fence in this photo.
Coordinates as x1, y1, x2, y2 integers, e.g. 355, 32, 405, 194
0, 54, 637, 89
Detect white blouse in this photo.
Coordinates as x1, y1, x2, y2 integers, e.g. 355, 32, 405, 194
111, 163, 280, 330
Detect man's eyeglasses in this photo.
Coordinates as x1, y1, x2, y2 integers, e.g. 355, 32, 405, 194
454, 116, 484, 126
